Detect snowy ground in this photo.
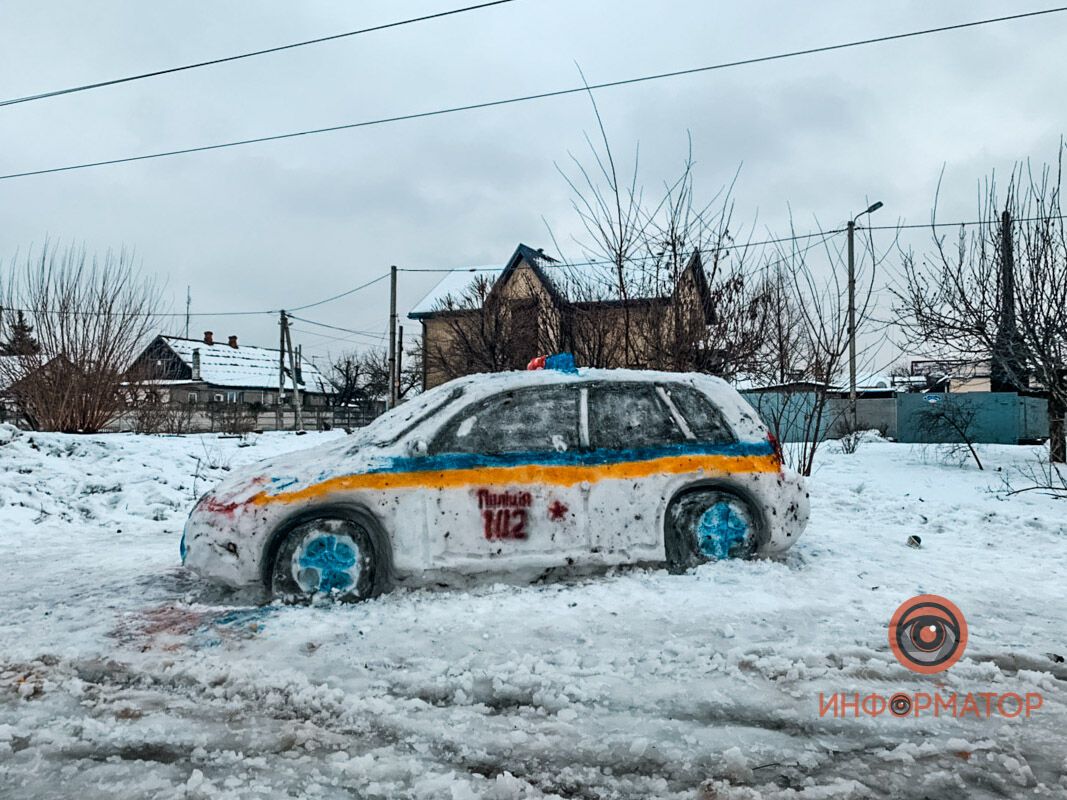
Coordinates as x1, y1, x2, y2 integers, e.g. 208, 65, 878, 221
0, 424, 1065, 799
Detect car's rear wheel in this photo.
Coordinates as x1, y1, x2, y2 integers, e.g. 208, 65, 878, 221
665, 488, 761, 573
269, 515, 386, 601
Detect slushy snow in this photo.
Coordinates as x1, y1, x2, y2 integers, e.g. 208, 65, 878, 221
0, 424, 1065, 799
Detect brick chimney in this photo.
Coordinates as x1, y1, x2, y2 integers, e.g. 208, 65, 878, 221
203, 331, 214, 345
227, 335, 238, 349
191, 348, 201, 381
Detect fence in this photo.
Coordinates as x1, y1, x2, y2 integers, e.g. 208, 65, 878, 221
742, 390, 1049, 445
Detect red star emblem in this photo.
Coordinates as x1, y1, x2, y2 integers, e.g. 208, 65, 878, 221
548, 500, 568, 521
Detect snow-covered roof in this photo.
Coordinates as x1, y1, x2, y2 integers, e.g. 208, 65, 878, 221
408, 266, 503, 317
159, 336, 331, 392
409, 251, 696, 320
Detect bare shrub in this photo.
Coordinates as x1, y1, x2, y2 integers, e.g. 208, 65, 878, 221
834, 416, 865, 455
1, 243, 161, 432
914, 396, 984, 470
1003, 457, 1067, 499
205, 401, 263, 435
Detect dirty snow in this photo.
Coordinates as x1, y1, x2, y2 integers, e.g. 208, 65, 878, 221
1, 424, 1065, 799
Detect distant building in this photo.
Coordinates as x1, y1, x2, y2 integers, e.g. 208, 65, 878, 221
126, 332, 335, 431
909, 359, 992, 393
409, 243, 717, 389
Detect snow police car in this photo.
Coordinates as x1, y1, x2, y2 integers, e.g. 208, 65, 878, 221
182, 364, 809, 600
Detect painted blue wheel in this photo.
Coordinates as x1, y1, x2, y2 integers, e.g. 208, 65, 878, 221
696, 501, 752, 560
270, 516, 377, 601
292, 532, 362, 595
665, 489, 760, 571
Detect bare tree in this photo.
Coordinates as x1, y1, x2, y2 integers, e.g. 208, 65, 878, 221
746, 225, 884, 476
331, 346, 420, 406
914, 395, 984, 470
1, 243, 161, 432
550, 102, 771, 378
424, 271, 563, 382
895, 152, 1067, 463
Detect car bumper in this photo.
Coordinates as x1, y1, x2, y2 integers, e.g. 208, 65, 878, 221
182, 500, 276, 589
760, 468, 809, 554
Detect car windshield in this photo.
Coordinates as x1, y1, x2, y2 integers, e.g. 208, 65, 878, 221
350, 384, 466, 447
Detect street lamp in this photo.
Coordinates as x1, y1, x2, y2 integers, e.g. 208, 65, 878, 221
847, 201, 883, 430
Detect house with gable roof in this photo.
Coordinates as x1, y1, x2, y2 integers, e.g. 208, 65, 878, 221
409, 243, 718, 388
126, 331, 336, 431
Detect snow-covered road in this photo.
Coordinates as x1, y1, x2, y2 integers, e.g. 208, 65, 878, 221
1, 425, 1065, 799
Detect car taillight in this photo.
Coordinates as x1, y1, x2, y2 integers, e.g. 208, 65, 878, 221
767, 431, 784, 466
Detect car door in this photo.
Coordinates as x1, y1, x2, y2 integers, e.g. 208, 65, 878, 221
425, 383, 588, 568
584, 381, 691, 561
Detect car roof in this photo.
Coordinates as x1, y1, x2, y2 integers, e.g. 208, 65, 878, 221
416, 367, 767, 442
444, 366, 730, 391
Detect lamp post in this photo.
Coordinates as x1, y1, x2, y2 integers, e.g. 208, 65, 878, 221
847, 201, 883, 429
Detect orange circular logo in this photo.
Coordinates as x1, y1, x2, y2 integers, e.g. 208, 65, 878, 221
888, 595, 968, 674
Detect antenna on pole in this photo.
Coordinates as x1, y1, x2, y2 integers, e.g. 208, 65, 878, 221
184, 286, 191, 338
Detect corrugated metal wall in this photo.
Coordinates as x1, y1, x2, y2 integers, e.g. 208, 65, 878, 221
742, 390, 1049, 444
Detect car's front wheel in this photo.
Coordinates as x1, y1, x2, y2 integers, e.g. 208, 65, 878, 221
269, 514, 388, 601
665, 488, 762, 573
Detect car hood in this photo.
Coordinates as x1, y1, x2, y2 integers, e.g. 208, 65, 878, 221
198, 434, 405, 511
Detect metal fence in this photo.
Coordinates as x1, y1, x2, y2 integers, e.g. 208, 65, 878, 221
742, 390, 1049, 444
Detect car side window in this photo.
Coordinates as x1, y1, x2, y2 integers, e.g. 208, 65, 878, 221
431, 385, 580, 455
661, 383, 736, 443
588, 383, 687, 449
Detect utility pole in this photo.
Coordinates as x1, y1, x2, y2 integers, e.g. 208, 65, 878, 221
396, 325, 404, 402
296, 344, 305, 430
846, 200, 883, 431
387, 265, 398, 409
277, 311, 287, 430
847, 220, 857, 430
184, 287, 191, 339
991, 209, 1027, 393
282, 319, 303, 432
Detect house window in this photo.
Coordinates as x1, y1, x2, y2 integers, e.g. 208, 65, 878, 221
213, 393, 224, 403
226, 391, 240, 404
187, 391, 198, 404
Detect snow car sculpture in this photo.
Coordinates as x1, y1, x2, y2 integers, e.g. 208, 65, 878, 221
182, 367, 809, 600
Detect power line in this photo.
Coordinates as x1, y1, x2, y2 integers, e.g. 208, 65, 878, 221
291, 326, 387, 344
4, 6, 1065, 182
865, 213, 1067, 232
2, 271, 391, 318
6, 210, 1066, 321
286, 272, 391, 312
0, 0, 519, 108
396, 229, 849, 273
288, 315, 388, 339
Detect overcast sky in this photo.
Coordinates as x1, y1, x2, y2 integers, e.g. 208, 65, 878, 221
1, 1, 1064, 372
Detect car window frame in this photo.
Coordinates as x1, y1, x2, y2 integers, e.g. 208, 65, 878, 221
428, 382, 582, 456
584, 380, 690, 451
657, 381, 738, 444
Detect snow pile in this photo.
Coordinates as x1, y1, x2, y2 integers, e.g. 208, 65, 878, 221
1, 428, 1066, 799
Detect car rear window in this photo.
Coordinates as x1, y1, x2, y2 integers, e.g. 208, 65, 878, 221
431, 385, 580, 455
661, 383, 736, 443
588, 383, 686, 449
